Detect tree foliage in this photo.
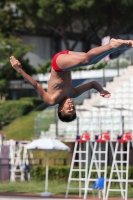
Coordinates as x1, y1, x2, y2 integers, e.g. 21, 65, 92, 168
0, 35, 35, 98
0, 1, 36, 98
86, 0, 133, 35
0, 0, 133, 81
15, 0, 133, 50
37, 60, 51, 74
0, 0, 26, 37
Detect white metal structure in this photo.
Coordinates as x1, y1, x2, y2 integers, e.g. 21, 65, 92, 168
83, 133, 110, 200
10, 142, 24, 181
65, 133, 90, 198
106, 132, 133, 200
66, 132, 133, 200
9, 140, 33, 182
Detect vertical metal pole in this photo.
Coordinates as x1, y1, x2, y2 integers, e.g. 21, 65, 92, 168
77, 117, 79, 136
34, 118, 38, 138
84, 141, 89, 196
54, 106, 58, 137
85, 141, 89, 181
45, 151, 49, 192
130, 48, 133, 65
117, 57, 119, 76
119, 110, 123, 136
103, 141, 108, 199
98, 109, 101, 175
122, 116, 124, 136
110, 108, 113, 141
79, 142, 82, 197
125, 142, 130, 200
98, 108, 101, 198
132, 111, 133, 148
103, 67, 105, 87
121, 113, 124, 190
90, 111, 93, 141
120, 143, 123, 190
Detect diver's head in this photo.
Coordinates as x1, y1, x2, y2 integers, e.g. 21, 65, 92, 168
58, 98, 77, 122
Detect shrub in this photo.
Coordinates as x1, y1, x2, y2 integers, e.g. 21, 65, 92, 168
31, 165, 133, 183
31, 166, 70, 181
0, 97, 44, 129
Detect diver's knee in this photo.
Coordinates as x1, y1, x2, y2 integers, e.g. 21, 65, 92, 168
81, 53, 89, 64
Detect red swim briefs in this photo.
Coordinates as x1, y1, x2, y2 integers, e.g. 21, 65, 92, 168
52, 50, 69, 72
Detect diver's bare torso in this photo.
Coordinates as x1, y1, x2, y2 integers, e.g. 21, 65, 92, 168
47, 68, 76, 104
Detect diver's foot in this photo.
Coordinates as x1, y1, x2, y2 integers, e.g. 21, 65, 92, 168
10, 56, 22, 73
110, 38, 133, 50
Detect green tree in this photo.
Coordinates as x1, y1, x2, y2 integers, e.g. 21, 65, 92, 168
86, 0, 133, 36
0, 1, 36, 99
15, 0, 133, 50
37, 60, 51, 74
0, 35, 35, 99
0, 0, 26, 37
14, 0, 92, 50
1, 0, 133, 85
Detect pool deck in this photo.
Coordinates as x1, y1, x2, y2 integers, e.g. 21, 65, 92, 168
0, 193, 133, 200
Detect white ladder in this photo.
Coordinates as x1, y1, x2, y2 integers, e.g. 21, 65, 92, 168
84, 137, 109, 200
10, 141, 33, 182
10, 143, 24, 181
65, 139, 90, 198
106, 135, 133, 200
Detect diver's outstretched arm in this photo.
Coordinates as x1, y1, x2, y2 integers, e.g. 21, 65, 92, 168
10, 56, 54, 105
74, 81, 110, 98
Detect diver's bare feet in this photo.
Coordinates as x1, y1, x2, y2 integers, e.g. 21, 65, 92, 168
10, 56, 22, 73
110, 38, 133, 50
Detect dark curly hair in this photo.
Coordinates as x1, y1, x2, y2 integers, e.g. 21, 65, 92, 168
58, 111, 77, 122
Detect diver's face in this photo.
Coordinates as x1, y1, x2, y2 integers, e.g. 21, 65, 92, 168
58, 98, 76, 115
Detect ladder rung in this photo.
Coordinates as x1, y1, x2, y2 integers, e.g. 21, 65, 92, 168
87, 188, 102, 191
75, 151, 87, 153
72, 169, 86, 172
15, 175, 22, 177
108, 179, 130, 182
86, 178, 99, 181
70, 178, 86, 181
74, 160, 87, 162
86, 179, 133, 182
92, 160, 106, 163
109, 189, 126, 192
116, 151, 128, 154
94, 151, 106, 153
10, 170, 22, 172
112, 170, 127, 173
68, 188, 85, 190
91, 169, 105, 172
115, 161, 128, 163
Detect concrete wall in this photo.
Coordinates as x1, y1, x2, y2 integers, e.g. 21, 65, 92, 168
22, 35, 51, 69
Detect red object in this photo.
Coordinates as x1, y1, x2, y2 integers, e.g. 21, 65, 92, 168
118, 132, 132, 143
52, 50, 69, 72
77, 132, 90, 142
96, 132, 110, 142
